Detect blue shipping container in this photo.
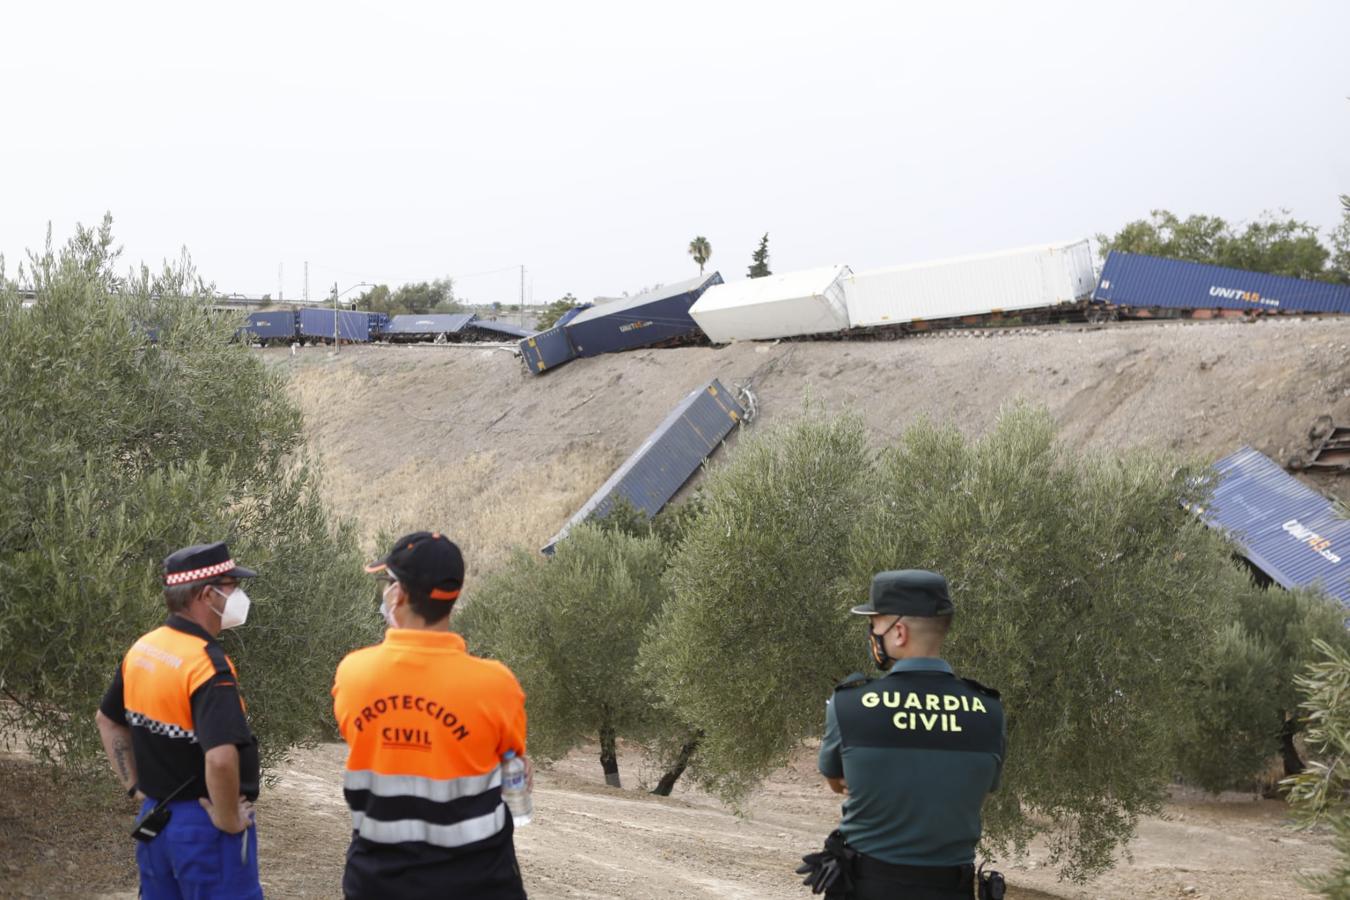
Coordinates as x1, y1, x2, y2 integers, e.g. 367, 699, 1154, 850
241, 311, 298, 343
565, 272, 723, 358
554, 304, 593, 328
383, 313, 476, 337
298, 308, 372, 342
1094, 252, 1350, 315
542, 378, 743, 554
1192, 446, 1350, 605
519, 326, 577, 375
472, 319, 535, 340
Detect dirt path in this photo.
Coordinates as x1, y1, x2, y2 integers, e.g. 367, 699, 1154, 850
34, 741, 1319, 899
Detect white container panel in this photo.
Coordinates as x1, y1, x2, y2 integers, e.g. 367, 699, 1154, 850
843, 240, 1095, 328
690, 265, 851, 343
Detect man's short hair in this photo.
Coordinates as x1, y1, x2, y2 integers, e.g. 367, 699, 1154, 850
901, 613, 952, 643
403, 582, 453, 625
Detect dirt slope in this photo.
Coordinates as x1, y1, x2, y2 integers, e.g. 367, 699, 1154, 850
280, 317, 1350, 571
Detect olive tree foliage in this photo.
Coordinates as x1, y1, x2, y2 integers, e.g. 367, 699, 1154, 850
642, 412, 873, 803
1097, 208, 1335, 281
0, 216, 377, 773
842, 407, 1240, 881
456, 524, 668, 786
1286, 640, 1350, 900
1174, 587, 1350, 792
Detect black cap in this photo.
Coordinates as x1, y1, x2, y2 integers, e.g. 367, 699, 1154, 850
163, 542, 257, 587
366, 531, 464, 601
850, 570, 953, 618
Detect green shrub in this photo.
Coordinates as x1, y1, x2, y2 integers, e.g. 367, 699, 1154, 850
1286, 640, 1350, 899
0, 217, 377, 772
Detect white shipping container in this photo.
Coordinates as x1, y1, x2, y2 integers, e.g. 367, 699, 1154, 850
842, 240, 1096, 328
689, 265, 852, 343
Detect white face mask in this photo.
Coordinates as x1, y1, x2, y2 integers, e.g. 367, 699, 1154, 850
380, 582, 400, 629
210, 585, 251, 630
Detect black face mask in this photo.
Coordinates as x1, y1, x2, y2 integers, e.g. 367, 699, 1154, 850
868, 620, 896, 671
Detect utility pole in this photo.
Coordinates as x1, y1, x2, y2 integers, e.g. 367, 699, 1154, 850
278, 263, 284, 302
520, 264, 525, 327
304, 261, 310, 302
332, 282, 340, 352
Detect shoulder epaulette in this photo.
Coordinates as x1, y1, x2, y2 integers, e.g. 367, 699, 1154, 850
960, 677, 1000, 699
203, 641, 234, 678
834, 672, 871, 692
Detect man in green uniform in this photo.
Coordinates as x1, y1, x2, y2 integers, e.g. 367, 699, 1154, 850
805, 570, 1005, 900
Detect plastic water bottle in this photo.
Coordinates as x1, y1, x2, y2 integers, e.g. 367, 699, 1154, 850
501, 751, 532, 826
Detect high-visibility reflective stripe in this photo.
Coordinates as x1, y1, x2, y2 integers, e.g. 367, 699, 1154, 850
351, 805, 506, 848
343, 767, 501, 803
125, 709, 197, 742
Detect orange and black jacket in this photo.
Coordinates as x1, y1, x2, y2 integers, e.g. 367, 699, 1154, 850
100, 616, 259, 801
332, 629, 526, 857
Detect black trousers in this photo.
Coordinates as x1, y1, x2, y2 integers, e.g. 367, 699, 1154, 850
844, 855, 974, 900
343, 818, 526, 900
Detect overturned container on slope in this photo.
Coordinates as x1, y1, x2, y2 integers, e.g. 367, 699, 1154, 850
518, 326, 578, 374
1191, 446, 1350, 605
689, 266, 852, 342
542, 378, 744, 554
843, 239, 1096, 328
565, 272, 723, 357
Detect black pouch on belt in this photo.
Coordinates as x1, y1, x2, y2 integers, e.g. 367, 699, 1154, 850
130, 778, 195, 843
795, 829, 857, 897
977, 863, 1006, 900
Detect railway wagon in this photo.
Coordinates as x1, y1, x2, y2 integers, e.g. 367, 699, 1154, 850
240, 310, 298, 345
1093, 252, 1350, 316
843, 240, 1095, 329
297, 308, 377, 343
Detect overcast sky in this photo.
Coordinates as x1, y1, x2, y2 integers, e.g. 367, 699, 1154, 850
5, 1, 1348, 305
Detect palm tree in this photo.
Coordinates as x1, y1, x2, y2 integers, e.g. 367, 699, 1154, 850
688, 236, 712, 275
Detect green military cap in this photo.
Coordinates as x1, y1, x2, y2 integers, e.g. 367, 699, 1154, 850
850, 570, 953, 617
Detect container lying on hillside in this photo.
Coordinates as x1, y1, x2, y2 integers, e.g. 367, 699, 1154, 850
843, 240, 1095, 328
383, 313, 476, 341
240, 310, 298, 344
297, 308, 376, 343
1191, 446, 1349, 605
1093, 252, 1350, 315
566, 272, 723, 357
689, 266, 852, 342
542, 378, 744, 554
519, 326, 577, 374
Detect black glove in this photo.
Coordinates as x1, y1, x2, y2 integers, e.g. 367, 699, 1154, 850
795, 830, 855, 896
795, 850, 843, 895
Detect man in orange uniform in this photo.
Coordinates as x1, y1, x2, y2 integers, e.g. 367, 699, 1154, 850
94, 541, 263, 899
333, 531, 529, 899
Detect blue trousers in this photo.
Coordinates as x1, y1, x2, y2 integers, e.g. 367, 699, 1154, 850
134, 798, 263, 900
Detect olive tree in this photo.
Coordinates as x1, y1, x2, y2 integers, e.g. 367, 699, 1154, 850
457, 523, 668, 786
1286, 640, 1350, 899
842, 407, 1242, 881
0, 217, 377, 772
642, 412, 874, 802
1175, 587, 1350, 793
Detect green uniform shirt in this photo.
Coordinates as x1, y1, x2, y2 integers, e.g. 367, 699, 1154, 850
818, 657, 1005, 867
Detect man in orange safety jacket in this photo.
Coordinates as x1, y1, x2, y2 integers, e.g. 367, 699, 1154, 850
333, 531, 529, 899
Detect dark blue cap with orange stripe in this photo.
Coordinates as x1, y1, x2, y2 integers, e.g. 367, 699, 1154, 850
365, 531, 464, 601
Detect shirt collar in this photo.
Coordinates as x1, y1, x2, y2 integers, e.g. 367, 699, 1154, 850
888, 657, 952, 675
383, 629, 466, 652
166, 614, 215, 643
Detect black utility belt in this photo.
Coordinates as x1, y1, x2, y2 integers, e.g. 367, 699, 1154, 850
853, 854, 974, 889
